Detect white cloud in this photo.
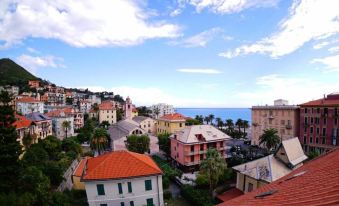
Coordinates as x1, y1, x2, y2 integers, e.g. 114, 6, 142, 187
312, 54, 339, 72
236, 74, 339, 105
220, 0, 339, 58
188, 0, 279, 14
177, 68, 222, 74
329, 46, 339, 53
313, 41, 331, 50
26, 47, 38, 53
75, 85, 224, 107
16, 54, 64, 74
0, 0, 180, 48
169, 27, 223, 47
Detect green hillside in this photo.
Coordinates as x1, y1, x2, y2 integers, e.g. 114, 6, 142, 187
0, 58, 38, 86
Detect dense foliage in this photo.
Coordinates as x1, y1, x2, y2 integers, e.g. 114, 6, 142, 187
152, 155, 182, 189
181, 185, 214, 206
157, 133, 171, 157
259, 128, 281, 152
0, 58, 37, 86
126, 135, 150, 154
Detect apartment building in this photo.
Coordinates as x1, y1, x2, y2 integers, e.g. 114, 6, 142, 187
150, 103, 175, 119
16, 97, 44, 115
157, 113, 186, 135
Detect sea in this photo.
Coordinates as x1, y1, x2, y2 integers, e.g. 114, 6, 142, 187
175, 108, 251, 123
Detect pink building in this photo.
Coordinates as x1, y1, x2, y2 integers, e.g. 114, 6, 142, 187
170, 125, 231, 171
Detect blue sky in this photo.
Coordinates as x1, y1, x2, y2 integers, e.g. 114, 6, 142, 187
1, 0, 339, 107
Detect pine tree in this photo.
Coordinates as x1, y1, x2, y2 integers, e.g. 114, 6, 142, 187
0, 91, 22, 192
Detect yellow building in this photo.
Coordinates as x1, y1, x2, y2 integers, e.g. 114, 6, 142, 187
72, 157, 89, 190
98, 101, 117, 124
132, 108, 138, 118
157, 113, 186, 135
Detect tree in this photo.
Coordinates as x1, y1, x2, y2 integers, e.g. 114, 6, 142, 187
204, 116, 210, 125
125, 135, 150, 154
215, 117, 223, 129
153, 107, 160, 118
0, 91, 22, 192
186, 118, 201, 126
225, 119, 234, 132
308, 150, 320, 160
235, 118, 243, 134
40, 135, 62, 160
116, 108, 124, 121
22, 133, 34, 149
100, 120, 110, 129
242, 120, 249, 138
137, 106, 151, 117
158, 133, 170, 157
195, 115, 204, 124
90, 128, 109, 155
62, 121, 71, 138
22, 144, 49, 169
208, 114, 215, 125
259, 128, 280, 152
199, 148, 226, 196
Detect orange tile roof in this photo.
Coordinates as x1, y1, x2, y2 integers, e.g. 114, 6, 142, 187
99, 101, 114, 110
16, 97, 41, 103
219, 148, 339, 206
159, 113, 186, 121
300, 98, 339, 107
82, 151, 162, 181
217, 188, 243, 202
12, 114, 33, 129
73, 157, 91, 177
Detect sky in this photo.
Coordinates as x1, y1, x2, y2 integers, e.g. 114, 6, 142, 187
1, 0, 339, 108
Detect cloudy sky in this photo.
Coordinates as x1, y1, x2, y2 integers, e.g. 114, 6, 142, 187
1, 0, 339, 107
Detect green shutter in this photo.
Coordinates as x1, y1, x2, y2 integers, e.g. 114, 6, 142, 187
96, 184, 105, 195
118, 183, 123, 194
145, 179, 152, 191
128, 182, 132, 193
130, 201, 134, 206
146, 198, 154, 206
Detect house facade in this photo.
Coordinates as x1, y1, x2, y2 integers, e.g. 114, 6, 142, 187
133, 116, 157, 135
150, 103, 174, 119
157, 113, 186, 135
99, 101, 117, 124
251, 99, 299, 146
16, 97, 44, 115
299, 93, 339, 153
81, 151, 164, 206
170, 125, 231, 171
25, 112, 52, 139
12, 114, 35, 146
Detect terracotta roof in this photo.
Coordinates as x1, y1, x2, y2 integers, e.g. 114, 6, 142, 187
73, 157, 91, 177
99, 101, 114, 110
82, 151, 162, 181
217, 188, 243, 202
16, 97, 41, 103
219, 148, 339, 206
12, 114, 33, 129
159, 113, 186, 121
132, 108, 138, 112
300, 94, 339, 107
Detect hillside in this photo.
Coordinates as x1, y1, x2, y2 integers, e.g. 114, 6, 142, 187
0, 58, 38, 85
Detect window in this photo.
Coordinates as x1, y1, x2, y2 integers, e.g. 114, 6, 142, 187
200, 154, 204, 160
130, 201, 134, 206
220, 141, 223, 147
128, 182, 132, 193
121, 202, 125, 206
191, 145, 194, 152
322, 128, 326, 136
200, 144, 204, 151
305, 108, 308, 113
310, 137, 313, 143
310, 117, 314, 124
118, 183, 123, 194
316, 138, 319, 144
191, 155, 194, 162
316, 127, 320, 134
96, 184, 105, 196
324, 118, 327, 124
179, 123, 183, 127
248, 183, 254, 192
145, 180, 152, 191
322, 138, 326, 144
100, 204, 107, 206
303, 136, 307, 144
335, 118, 338, 125
310, 127, 313, 134
146, 198, 154, 206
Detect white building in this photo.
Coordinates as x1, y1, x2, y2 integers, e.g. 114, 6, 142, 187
0, 85, 19, 96
16, 97, 44, 115
150, 103, 174, 118
46, 110, 74, 139
81, 151, 164, 206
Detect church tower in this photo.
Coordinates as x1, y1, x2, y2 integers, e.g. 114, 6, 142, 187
124, 96, 132, 120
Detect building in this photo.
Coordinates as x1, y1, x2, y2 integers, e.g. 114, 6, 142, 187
251, 100, 299, 146
299, 93, 339, 153
132, 108, 138, 118
231, 137, 307, 195
157, 113, 186, 135
99, 101, 117, 124
16, 97, 44, 115
12, 114, 35, 146
133, 116, 157, 135
170, 125, 232, 171
46, 110, 74, 139
218, 147, 339, 206
81, 151, 164, 206
124, 96, 133, 120
25, 112, 52, 139
45, 92, 66, 106
150, 103, 175, 118
63, 107, 84, 130
79, 100, 92, 114
0, 85, 19, 96
28, 80, 40, 88
72, 157, 90, 190
109, 119, 159, 154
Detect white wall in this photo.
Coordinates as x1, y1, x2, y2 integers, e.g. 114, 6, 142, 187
16, 102, 44, 115
84, 175, 164, 206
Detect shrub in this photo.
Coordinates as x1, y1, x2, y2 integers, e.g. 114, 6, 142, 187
181, 185, 213, 206
163, 191, 172, 200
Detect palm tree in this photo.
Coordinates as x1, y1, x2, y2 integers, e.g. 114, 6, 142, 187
204, 116, 210, 125
242, 120, 249, 138
90, 128, 109, 155
62, 121, 71, 138
195, 115, 204, 124
153, 107, 160, 118
200, 148, 226, 197
208, 114, 215, 125
259, 128, 281, 152
215, 117, 223, 129
225, 119, 234, 132
235, 118, 243, 133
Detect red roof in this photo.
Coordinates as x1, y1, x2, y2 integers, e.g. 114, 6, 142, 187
219, 148, 339, 206
16, 97, 41, 103
159, 113, 186, 121
12, 114, 33, 129
99, 101, 114, 110
300, 94, 339, 107
73, 157, 91, 177
217, 188, 244, 202
82, 151, 162, 181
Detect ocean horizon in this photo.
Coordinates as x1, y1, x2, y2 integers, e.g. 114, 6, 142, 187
175, 108, 251, 123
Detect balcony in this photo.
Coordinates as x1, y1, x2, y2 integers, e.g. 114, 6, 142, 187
185, 161, 201, 166
286, 124, 292, 129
